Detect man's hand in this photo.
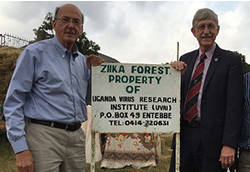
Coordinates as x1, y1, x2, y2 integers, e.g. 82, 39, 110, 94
86, 54, 105, 70
170, 61, 187, 75
219, 146, 235, 169
16, 150, 34, 172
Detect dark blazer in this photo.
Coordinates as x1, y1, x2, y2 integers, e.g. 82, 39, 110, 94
179, 44, 244, 158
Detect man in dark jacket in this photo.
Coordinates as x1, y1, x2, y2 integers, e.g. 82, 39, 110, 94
169, 8, 244, 172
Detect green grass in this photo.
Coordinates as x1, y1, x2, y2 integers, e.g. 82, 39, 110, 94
0, 128, 173, 172
0, 130, 18, 172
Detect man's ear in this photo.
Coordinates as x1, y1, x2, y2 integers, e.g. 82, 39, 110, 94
80, 25, 84, 34
191, 28, 196, 37
52, 20, 57, 32
216, 25, 220, 36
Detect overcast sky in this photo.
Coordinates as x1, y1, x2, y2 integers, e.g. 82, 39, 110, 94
1, 1, 250, 64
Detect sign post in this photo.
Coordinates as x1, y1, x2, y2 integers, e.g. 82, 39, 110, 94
91, 63, 180, 171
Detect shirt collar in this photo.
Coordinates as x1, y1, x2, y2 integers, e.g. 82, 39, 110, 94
52, 36, 79, 59
199, 43, 216, 61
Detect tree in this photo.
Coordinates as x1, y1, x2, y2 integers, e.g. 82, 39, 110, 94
75, 32, 100, 55
33, 12, 100, 55
33, 12, 54, 39
234, 51, 250, 74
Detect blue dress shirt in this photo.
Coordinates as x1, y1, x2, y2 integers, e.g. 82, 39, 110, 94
4, 36, 91, 153
239, 72, 250, 149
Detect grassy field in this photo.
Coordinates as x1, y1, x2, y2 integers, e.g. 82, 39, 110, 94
0, 123, 17, 172
0, 121, 173, 172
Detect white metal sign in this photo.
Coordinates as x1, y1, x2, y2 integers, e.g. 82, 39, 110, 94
91, 63, 180, 133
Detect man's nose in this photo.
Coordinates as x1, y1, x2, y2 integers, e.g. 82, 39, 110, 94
67, 20, 75, 27
203, 26, 210, 33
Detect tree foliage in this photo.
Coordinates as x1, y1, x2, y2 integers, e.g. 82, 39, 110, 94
234, 51, 250, 74
75, 32, 100, 55
33, 12, 54, 39
33, 12, 100, 55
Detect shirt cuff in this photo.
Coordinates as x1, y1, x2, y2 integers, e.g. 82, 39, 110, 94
11, 136, 29, 154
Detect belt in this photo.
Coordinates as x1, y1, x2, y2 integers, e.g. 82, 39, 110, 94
27, 118, 81, 131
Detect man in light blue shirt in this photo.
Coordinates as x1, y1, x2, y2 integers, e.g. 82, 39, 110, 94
4, 4, 103, 172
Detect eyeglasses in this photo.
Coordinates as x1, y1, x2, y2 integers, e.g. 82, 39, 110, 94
195, 24, 217, 31
56, 17, 82, 27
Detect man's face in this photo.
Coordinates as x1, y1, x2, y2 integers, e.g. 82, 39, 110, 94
53, 5, 83, 48
191, 19, 220, 51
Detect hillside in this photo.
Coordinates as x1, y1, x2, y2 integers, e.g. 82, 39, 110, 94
0, 46, 23, 115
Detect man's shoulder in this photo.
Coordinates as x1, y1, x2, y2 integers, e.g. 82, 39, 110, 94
180, 49, 198, 60
223, 49, 239, 57
77, 51, 85, 58
215, 45, 239, 58
182, 49, 197, 56
76, 51, 86, 62
25, 38, 53, 52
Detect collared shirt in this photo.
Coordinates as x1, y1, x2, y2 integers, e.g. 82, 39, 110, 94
191, 43, 216, 119
4, 36, 91, 153
239, 72, 250, 149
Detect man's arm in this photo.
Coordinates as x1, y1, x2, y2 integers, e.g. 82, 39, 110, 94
85, 54, 105, 105
4, 48, 35, 171
220, 53, 244, 169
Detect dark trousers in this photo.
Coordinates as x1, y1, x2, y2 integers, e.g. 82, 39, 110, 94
169, 120, 226, 172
